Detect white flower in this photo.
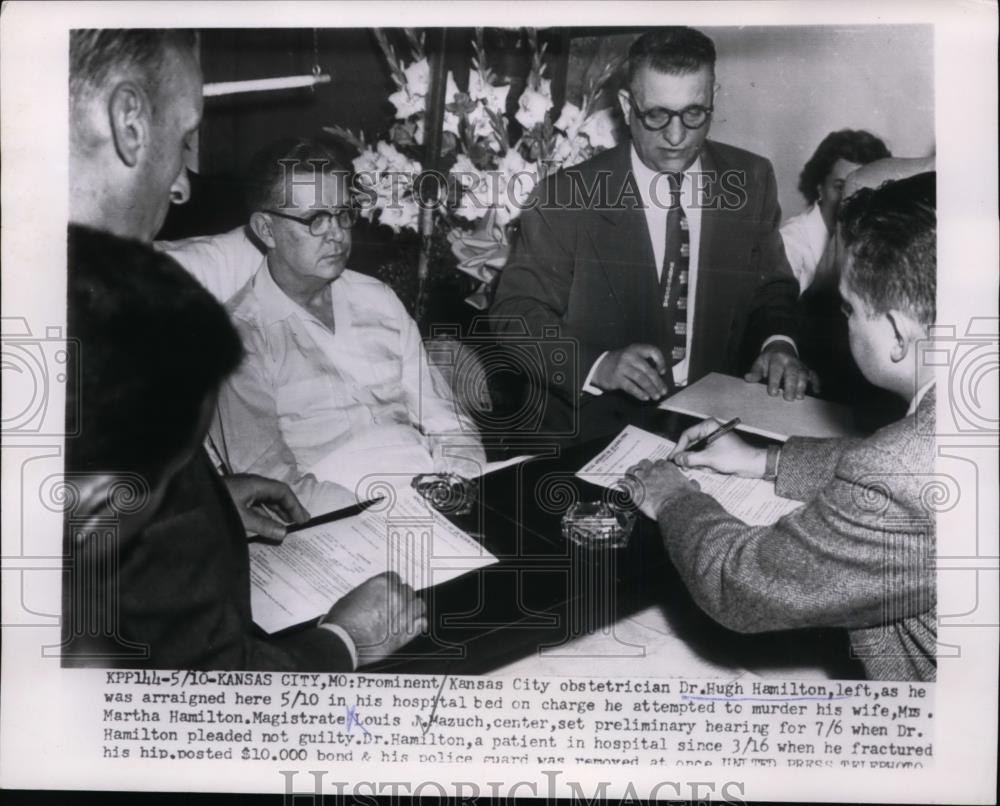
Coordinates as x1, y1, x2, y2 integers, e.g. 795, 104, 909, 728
578, 107, 618, 150
404, 58, 430, 97
468, 71, 511, 113
378, 197, 421, 233
497, 151, 539, 225
388, 86, 424, 119
554, 102, 583, 136
466, 102, 496, 140
376, 141, 421, 175
352, 146, 382, 176
515, 78, 552, 129
450, 154, 490, 221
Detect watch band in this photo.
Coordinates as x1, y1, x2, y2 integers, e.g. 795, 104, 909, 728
764, 444, 781, 481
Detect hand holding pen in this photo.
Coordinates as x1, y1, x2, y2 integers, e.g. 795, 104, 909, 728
668, 417, 769, 478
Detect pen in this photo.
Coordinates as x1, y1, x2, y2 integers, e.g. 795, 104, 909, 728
286, 497, 384, 534
684, 417, 741, 453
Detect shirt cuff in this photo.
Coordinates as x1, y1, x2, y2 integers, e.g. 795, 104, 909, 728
317, 621, 358, 670
582, 351, 609, 396
760, 335, 798, 356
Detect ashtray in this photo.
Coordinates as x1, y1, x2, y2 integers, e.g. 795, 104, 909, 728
411, 473, 477, 516
561, 501, 637, 549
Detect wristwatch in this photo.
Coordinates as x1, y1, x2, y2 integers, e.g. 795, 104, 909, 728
763, 444, 781, 481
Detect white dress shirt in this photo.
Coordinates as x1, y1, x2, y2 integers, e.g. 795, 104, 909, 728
779, 202, 830, 294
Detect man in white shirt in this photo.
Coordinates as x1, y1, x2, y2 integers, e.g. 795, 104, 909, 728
161, 139, 486, 507
492, 27, 815, 445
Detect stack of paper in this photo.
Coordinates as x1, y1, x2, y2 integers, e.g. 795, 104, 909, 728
659, 372, 863, 440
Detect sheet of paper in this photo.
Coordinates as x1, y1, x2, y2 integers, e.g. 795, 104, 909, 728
576, 425, 803, 526
248, 485, 497, 634
658, 372, 863, 441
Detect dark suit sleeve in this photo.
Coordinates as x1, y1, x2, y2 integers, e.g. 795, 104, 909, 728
490, 186, 607, 405
739, 161, 801, 365
243, 629, 354, 672
659, 436, 934, 634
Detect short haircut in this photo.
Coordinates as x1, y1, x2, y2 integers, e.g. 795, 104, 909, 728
627, 27, 717, 88
838, 172, 936, 326
69, 28, 196, 111
798, 129, 892, 203
66, 225, 244, 486
243, 138, 351, 214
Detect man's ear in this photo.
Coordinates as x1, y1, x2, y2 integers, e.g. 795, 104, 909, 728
617, 88, 632, 125
108, 81, 151, 168
886, 310, 924, 364
249, 211, 276, 249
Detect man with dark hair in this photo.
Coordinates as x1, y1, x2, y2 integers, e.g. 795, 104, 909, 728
67, 31, 426, 670
159, 138, 486, 499
782, 129, 892, 293
628, 173, 937, 681
492, 26, 814, 446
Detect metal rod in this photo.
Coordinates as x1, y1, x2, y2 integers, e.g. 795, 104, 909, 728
203, 74, 332, 98
416, 28, 449, 321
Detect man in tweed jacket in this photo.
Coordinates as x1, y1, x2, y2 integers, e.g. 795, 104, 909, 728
630, 173, 937, 680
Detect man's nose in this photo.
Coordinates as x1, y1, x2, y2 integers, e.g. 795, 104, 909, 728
170, 169, 192, 205
663, 118, 687, 147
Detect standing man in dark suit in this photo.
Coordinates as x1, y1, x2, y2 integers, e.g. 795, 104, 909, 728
491, 28, 814, 444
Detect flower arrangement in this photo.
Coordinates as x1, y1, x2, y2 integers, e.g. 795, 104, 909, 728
325, 28, 622, 309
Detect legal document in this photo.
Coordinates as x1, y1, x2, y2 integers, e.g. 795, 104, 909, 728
249, 485, 497, 633
577, 425, 803, 526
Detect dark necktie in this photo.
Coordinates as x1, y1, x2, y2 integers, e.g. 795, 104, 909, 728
658, 172, 689, 366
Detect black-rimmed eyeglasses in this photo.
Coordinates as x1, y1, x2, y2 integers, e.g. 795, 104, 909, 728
627, 96, 713, 131
264, 207, 359, 236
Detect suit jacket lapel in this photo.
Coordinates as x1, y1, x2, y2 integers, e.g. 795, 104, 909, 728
584, 145, 659, 331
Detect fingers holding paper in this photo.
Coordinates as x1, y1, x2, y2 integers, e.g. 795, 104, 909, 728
625, 459, 699, 519
323, 571, 427, 666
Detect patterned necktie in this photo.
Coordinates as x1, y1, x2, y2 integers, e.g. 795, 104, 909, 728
659, 171, 689, 366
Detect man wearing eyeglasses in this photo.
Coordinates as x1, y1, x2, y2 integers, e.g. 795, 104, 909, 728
492, 27, 813, 445
161, 138, 486, 504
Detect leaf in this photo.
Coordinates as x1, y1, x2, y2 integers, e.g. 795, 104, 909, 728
373, 29, 408, 89
322, 125, 366, 153
404, 28, 426, 61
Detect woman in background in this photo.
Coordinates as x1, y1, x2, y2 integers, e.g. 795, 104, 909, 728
781, 129, 890, 294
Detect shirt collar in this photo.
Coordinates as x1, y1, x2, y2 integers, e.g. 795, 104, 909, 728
254, 259, 314, 328
907, 379, 936, 416
629, 145, 702, 206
